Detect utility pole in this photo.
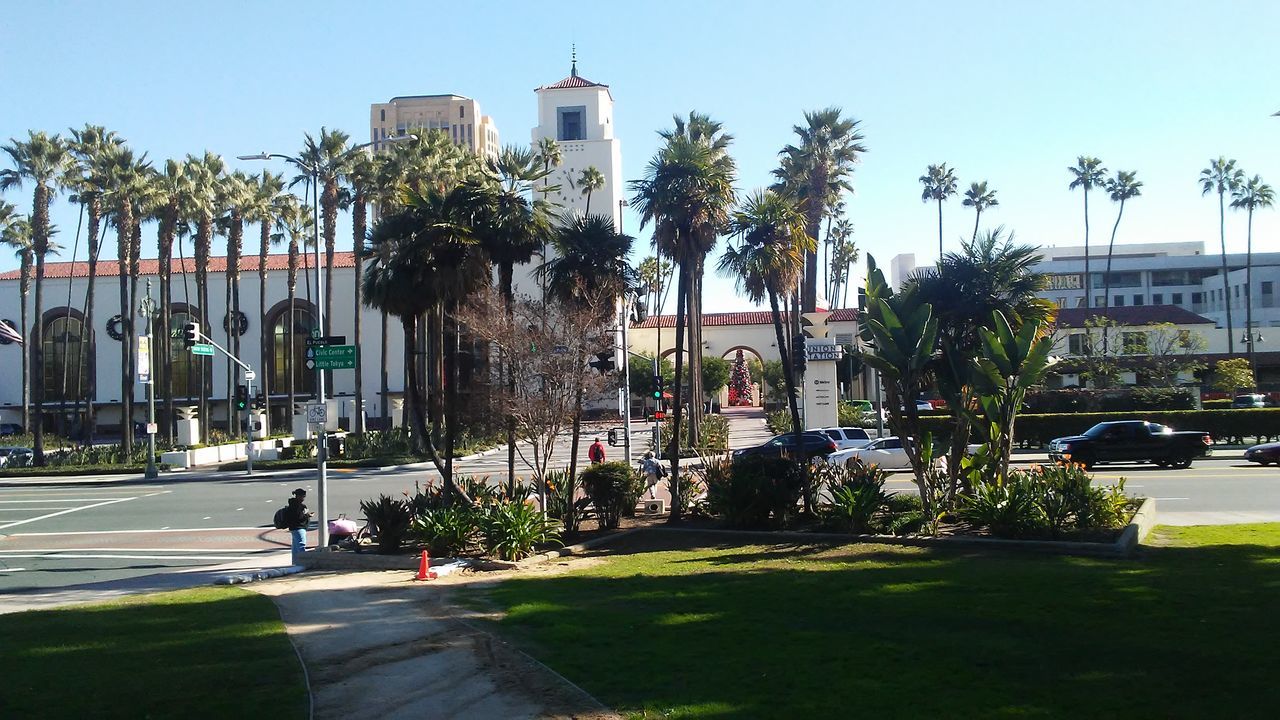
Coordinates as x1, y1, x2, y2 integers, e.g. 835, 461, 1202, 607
140, 280, 158, 480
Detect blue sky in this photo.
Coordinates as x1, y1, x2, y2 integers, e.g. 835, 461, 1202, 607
3, 1, 1278, 312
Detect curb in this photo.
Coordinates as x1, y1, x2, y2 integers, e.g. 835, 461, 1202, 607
1116, 497, 1158, 554
216, 565, 307, 585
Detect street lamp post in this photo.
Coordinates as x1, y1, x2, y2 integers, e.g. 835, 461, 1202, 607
140, 280, 158, 480
618, 199, 632, 464
238, 136, 409, 550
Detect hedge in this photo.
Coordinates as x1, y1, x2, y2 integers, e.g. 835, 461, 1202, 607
915, 408, 1280, 448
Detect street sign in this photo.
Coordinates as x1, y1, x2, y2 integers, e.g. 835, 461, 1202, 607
805, 342, 843, 361
145, 422, 158, 435
190, 343, 215, 356
305, 335, 346, 347
306, 403, 327, 424
243, 370, 256, 381
305, 344, 357, 370
136, 336, 152, 384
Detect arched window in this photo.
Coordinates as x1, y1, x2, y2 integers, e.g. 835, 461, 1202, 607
168, 305, 210, 399
42, 309, 93, 402
266, 300, 318, 397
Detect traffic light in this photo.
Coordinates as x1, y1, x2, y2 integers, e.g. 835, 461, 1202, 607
252, 394, 265, 411
182, 322, 200, 348
588, 351, 616, 373
651, 375, 665, 399
793, 333, 807, 375
234, 384, 248, 412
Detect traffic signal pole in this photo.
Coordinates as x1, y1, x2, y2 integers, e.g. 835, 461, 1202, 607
183, 323, 255, 475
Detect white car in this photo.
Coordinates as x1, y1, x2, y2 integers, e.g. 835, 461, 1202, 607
815, 427, 873, 450
827, 436, 922, 471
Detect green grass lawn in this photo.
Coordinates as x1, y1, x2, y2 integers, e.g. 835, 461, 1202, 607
0, 587, 306, 719
481, 525, 1280, 719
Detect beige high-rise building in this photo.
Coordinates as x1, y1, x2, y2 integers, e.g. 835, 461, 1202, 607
369, 94, 499, 159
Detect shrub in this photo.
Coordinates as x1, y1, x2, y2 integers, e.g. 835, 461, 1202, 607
818, 460, 889, 534
766, 409, 793, 435
959, 465, 1135, 539
959, 477, 1045, 538
412, 505, 480, 556
658, 414, 732, 455
359, 494, 414, 554
580, 461, 644, 529
707, 455, 804, 528
344, 428, 415, 459
481, 500, 561, 561
543, 468, 590, 533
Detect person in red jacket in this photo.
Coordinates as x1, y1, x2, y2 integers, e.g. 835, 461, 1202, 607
588, 437, 606, 464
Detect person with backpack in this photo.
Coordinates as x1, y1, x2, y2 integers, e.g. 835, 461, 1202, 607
588, 437, 606, 464
640, 451, 665, 500
274, 488, 312, 563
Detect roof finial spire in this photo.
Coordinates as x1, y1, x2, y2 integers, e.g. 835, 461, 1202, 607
571, 44, 578, 77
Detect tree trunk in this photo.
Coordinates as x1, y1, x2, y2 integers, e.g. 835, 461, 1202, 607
500, 261, 517, 495
323, 180, 337, 337
352, 193, 366, 435
936, 198, 943, 258
972, 210, 981, 242
380, 309, 389, 428
770, 290, 808, 511
400, 315, 429, 454
260, 221, 271, 434
118, 206, 133, 455
668, 267, 690, 521
32, 184, 49, 465
687, 261, 704, 448
444, 312, 459, 505
1220, 191, 1235, 354
1246, 207, 1256, 381
804, 172, 824, 312
128, 221, 141, 451
1103, 198, 1126, 357
84, 209, 103, 444
18, 271, 29, 434
1083, 188, 1091, 310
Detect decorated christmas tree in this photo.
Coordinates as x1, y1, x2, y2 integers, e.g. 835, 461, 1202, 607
729, 349, 753, 406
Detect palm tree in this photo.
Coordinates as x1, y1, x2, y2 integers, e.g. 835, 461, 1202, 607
542, 213, 636, 486
648, 113, 738, 442
961, 181, 998, 241
102, 145, 152, 453
345, 152, 378, 435
364, 185, 490, 501
293, 128, 353, 336
184, 151, 227, 442
1, 216, 33, 431
1231, 174, 1275, 378
1102, 170, 1143, 310
630, 133, 736, 508
918, 163, 957, 257
2, 131, 75, 464
246, 170, 286, 431
68, 125, 123, 442
1200, 157, 1246, 354
277, 197, 312, 420
1068, 156, 1107, 309
150, 159, 189, 442
719, 190, 814, 498
774, 109, 865, 313
217, 170, 253, 435
577, 165, 605, 214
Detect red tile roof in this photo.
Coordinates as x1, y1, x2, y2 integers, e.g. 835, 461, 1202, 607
1054, 305, 1214, 328
634, 308, 860, 329
0, 252, 355, 281
537, 74, 608, 91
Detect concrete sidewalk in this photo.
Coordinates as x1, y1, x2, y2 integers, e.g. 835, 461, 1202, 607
252, 570, 618, 720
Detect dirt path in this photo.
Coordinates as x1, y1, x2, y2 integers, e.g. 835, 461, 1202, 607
252, 565, 617, 720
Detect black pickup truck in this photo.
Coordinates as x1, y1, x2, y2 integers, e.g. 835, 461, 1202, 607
1048, 420, 1213, 469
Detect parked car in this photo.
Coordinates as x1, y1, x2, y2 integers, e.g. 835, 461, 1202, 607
1243, 442, 1280, 466
816, 427, 873, 450
826, 436, 941, 471
1047, 420, 1212, 470
1232, 394, 1267, 409
0, 446, 33, 468
733, 431, 839, 461
847, 400, 878, 424
0, 423, 22, 437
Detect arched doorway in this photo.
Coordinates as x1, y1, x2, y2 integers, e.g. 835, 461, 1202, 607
168, 303, 210, 400
41, 308, 93, 403
265, 299, 318, 401
720, 345, 765, 408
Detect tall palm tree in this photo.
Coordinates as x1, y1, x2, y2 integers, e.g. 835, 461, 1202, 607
246, 170, 286, 431
776, 109, 866, 312
217, 171, 253, 435
1068, 156, 1107, 309
184, 151, 226, 442
1102, 170, 1143, 310
68, 125, 123, 442
2, 131, 75, 464
102, 145, 152, 453
276, 197, 312, 420
577, 165, 605, 214
1, 216, 33, 432
918, 163, 957, 257
542, 213, 636, 486
961, 181, 998, 241
293, 128, 354, 336
630, 133, 735, 507
345, 151, 384, 435
1200, 157, 1246, 354
1231, 174, 1275, 378
150, 159, 189, 442
719, 190, 813, 496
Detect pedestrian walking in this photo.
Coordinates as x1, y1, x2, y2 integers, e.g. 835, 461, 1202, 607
285, 488, 311, 563
640, 451, 664, 500
588, 437, 606, 464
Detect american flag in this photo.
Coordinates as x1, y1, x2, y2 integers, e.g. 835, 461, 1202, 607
0, 320, 23, 345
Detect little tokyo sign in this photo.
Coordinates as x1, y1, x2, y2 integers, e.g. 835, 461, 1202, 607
306, 344, 357, 370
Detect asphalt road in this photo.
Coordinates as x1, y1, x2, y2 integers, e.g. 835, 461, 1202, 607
3, 413, 1278, 603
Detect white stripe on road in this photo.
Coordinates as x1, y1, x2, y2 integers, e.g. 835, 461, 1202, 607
0, 548, 278, 554
0, 568, 27, 572
0, 499, 135, 504
1154, 497, 1190, 501
10, 526, 266, 536
0, 497, 139, 531
0, 507, 75, 512
0, 553, 265, 561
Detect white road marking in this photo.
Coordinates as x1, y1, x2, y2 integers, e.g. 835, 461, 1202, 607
1154, 497, 1190, 501
0, 507, 74, 512
0, 553, 266, 561
0, 496, 139, 531
235, 507, 244, 511
0, 568, 27, 572
10, 526, 265, 536
0, 499, 133, 504
202, 516, 212, 520
0, 548, 274, 554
